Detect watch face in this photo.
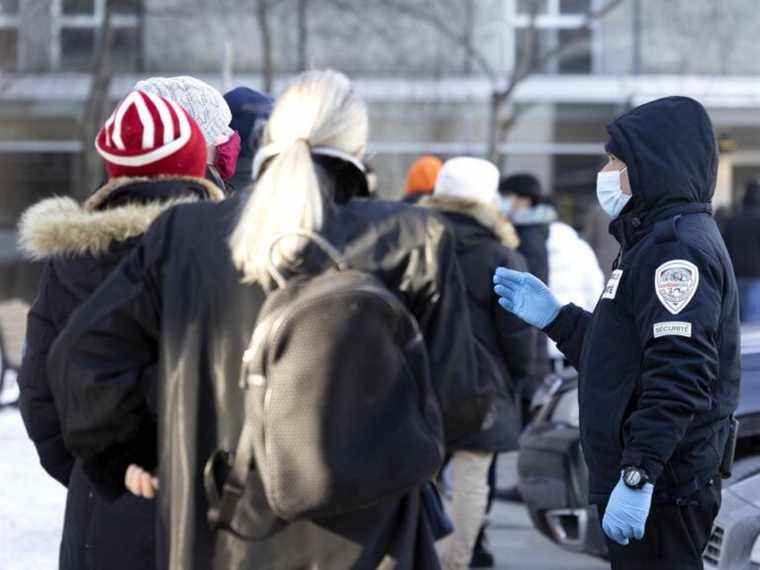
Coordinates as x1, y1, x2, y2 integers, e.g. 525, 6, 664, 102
625, 469, 642, 488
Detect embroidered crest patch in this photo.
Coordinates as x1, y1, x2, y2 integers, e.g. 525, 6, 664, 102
655, 260, 699, 315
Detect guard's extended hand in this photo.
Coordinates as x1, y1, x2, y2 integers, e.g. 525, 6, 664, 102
602, 474, 654, 546
492, 267, 561, 329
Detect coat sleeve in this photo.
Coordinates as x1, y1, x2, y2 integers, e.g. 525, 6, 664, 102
620, 242, 721, 482
47, 212, 172, 499
18, 263, 75, 487
410, 218, 481, 446
543, 304, 593, 369
493, 249, 536, 384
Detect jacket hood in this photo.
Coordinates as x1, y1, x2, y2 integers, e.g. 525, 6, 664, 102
19, 175, 224, 260
418, 195, 520, 249
606, 96, 718, 210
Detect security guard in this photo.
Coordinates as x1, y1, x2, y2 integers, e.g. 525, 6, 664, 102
493, 96, 740, 570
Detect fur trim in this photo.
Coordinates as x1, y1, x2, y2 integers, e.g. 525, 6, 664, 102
84, 175, 224, 211
19, 195, 193, 261
418, 195, 520, 249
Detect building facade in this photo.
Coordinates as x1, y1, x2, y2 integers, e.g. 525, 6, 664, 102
1, 0, 760, 229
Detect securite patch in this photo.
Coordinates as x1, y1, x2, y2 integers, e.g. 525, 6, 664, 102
602, 269, 623, 300
653, 321, 692, 338
655, 259, 699, 315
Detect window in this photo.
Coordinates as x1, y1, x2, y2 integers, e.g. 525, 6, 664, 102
560, 0, 591, 14
53, 0, 142, 70
513, 0, 593, 74
517, 0, 548, 15
0, 0, 18, 70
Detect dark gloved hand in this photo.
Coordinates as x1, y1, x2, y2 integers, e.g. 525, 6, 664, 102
492, 267, 561, 329
602, 473, 654, 546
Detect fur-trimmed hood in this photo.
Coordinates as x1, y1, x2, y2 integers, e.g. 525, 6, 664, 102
19, 175, 224, 260
418, 195, 520, 249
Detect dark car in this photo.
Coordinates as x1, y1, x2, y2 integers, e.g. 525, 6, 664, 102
518, 326, 760, 558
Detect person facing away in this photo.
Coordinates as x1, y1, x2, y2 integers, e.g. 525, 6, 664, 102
223, 86, 274, 192
493, 96, 740, 570
419, 157, 534, 570
403, 155, 443, 204
723, 178, 760, 322
17, 90, 224, 570
47, 70, 482, 570
497, 173, 555, 422
136, 76, 241, 193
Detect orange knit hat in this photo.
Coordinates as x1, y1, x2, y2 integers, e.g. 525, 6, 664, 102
404, 155, 443, 196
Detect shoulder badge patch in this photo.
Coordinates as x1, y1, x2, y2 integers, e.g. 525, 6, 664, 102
655, 259, 699, 315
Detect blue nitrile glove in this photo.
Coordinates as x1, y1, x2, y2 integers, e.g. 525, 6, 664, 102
492, 267, 561, 329
602, 474, 654, 546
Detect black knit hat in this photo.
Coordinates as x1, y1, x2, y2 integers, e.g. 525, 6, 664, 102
498, 173, 543, 204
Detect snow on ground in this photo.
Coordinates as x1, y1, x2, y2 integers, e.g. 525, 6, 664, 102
0, 408, 65, 570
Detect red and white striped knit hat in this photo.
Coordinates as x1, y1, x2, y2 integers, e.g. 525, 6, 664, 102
95, 90, 207, 179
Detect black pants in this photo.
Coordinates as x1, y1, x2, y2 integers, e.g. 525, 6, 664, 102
596, 481, 721, 570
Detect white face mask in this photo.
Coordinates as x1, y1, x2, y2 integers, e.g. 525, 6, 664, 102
499, 196, 514, 216
596, 168, 631, 219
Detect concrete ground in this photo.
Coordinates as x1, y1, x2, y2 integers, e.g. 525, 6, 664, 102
487, 453, 608, 570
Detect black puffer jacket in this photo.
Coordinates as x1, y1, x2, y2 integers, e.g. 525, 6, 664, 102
723, 183, 760, 278
421, 196, 534, 452
18, 175, 224, 570
48, 170, 480, 569
545, 97, 741, 503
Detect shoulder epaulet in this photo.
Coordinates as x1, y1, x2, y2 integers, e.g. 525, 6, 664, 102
654, 215, 682, 244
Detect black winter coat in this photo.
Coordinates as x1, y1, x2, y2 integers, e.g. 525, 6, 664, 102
18, 175, 224, 570
545, 97, 741, 503
48, 179, 479, 569
723, 187, 760, 278
421, 196, 534, 452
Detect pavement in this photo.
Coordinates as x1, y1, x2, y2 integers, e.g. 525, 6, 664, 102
488, 453, 608, 569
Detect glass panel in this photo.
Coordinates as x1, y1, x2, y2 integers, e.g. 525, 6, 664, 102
515, 28, 553, 72
558, 28, 591, 74
516, 0, 548, 15
62, 0, 95, 15
60, 27, 95, 69
111, 26, 140, 70
0, 28, 16, 70
560, 0, 591, 14
0, 0, 19, 16
112, 0, 140, 16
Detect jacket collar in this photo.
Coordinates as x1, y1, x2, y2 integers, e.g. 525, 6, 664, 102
609, 199, 712, 250
418, 195, 520, 249
19, 175, 224, 260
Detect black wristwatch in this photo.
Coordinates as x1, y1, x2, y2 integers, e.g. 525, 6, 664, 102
622, 466, 651, 490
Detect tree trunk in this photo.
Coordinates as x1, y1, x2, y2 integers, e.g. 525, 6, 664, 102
486, 91, 504, 164
78, 0, 114, 201
257, 0, 275, 93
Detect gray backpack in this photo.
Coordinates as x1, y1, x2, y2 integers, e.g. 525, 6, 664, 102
206, 232, 445, 539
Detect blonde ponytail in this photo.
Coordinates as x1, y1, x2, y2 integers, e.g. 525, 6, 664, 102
230, 70, 368, 285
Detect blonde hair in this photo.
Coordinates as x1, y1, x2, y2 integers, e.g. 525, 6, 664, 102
230, 70, 368, 285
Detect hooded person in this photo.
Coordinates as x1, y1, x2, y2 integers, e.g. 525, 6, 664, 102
420, 157, 534, 570
17, 90, 224, 570
223, 86, 273, 192
723, 178, 760, 321
497, 173, 555, 429
47, 70, 484, 570
494, 96, 740, 570
136, 76, 240, 192
403, 155, 443, 204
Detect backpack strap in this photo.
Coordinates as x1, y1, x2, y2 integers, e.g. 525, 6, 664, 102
212, 421, 258, 528
268, 230, 348, 288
